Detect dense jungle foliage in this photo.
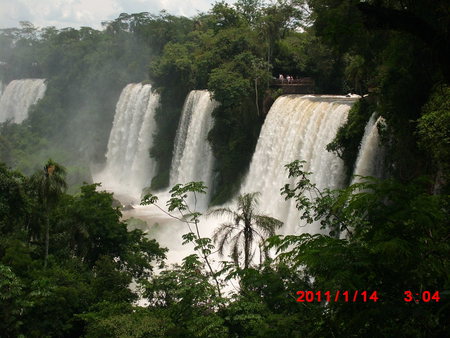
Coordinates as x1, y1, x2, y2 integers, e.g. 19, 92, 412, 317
1, 0, 449, 337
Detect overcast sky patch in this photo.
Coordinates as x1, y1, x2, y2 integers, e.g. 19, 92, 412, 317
0, 0, 236, 30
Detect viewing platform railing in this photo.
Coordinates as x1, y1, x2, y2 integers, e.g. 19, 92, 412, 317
270, 77, 315, 94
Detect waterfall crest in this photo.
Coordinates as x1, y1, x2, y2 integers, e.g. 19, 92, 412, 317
0, 79, 46, 123
240, 95, 356, 234
95, 83, 160, 200
169, 90, 218, 208
352, 113, 385, 182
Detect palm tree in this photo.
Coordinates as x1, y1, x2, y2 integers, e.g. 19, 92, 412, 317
30, 159, 67, 267
209, 192, 283, 269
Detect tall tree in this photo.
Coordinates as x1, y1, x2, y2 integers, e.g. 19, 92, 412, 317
29, 159, 67, 267
209, 192, 282, 269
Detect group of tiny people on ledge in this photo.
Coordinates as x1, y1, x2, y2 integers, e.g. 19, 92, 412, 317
278, 74, 295, 84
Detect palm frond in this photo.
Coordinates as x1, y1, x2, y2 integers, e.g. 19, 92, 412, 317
212, 222, 238, 241
209, 192, 284, 268
212, 222, 237, 257
259, 239, 271, 262
250, 227, 265, 241
254, 215, 283, 236
248, 244, 257, 265
231, 235, 242, 267
234, 213, 244, 226
238, 192, 261, 214
207, 207, 236, 219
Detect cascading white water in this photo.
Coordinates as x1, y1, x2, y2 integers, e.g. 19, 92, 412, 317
117, 90, 218, 266
240, 95, 356, 234
169, 90, 218, 209
95, 83, 160, 201
0, 79, 46, 123
352, 113, 385, 182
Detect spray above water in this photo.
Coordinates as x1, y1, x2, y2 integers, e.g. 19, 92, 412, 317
0, 79, 46, 123
95, 83, 160, 201
240, 95, 356, 234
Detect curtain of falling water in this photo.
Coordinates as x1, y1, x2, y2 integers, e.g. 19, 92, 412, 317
96, 83, 160, 200
169, 90, 218, 210
239, 95, 356, 234
0, 79, 46, 123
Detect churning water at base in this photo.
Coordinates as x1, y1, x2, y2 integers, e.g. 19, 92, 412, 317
0, 79, 46, 123
169, 90, 218, 209
95, 83, 160, 200
240, 95, 356, 234
352, 113, 385, 182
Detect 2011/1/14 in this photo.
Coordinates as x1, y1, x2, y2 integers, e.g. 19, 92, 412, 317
296, 290, 379, 302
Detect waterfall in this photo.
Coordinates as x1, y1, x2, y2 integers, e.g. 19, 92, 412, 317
0, 79, 46, 123
352, 113, 385, 182
169, 90, 218, 209
95, 83, 160, 200
240, 95, 356, 234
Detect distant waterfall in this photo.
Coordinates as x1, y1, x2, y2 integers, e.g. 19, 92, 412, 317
96, 83, 159, 200
352, 113, 385, 182
0, 79, 46, 123
240, 95, 356, 234
169, 90, 218, 208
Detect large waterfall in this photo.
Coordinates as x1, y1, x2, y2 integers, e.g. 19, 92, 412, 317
240, 95, 356, 234
169, 90, 218, 208
352, 113, 385, 182
119, 90, 217, 264
95, 83, 160, 200
0, 79, 46, 123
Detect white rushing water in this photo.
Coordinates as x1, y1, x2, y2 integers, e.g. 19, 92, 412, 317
169, 90, 218, 209
352, 113, 385, 182
95, 83, 160, 201
115, 90, 218, 269
0, 79, 46, 123
240, 95, 356, 234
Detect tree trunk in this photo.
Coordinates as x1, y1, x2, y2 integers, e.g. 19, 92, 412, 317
244, 226, 251, 269
43, 191, 49, 268
44, 213, 49, 268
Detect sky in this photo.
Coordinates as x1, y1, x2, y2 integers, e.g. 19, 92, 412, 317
0, 0, 237, 30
